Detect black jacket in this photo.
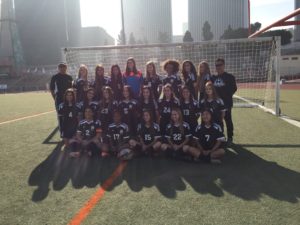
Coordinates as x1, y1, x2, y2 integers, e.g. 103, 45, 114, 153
212, 72, 237, 108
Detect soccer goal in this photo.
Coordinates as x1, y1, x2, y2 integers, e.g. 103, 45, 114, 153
62, 36, 281, 115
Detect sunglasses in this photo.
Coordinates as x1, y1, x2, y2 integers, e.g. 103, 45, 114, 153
215, 64, 223, 67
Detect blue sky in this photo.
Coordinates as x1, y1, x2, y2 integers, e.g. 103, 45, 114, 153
80, 0, 295, 38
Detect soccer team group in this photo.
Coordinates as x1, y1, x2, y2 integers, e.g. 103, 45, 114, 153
50, 57, 237, 163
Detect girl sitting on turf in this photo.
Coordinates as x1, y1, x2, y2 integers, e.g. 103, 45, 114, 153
184, 108, 225, 164
105, 110, 133, 160
58, 88, 78, 146
158, 84, 180, 135
181, 60, 198, 99
180, 86, 200, 132
161, 108, 191, 159
143, 61, 162, 101
129, 110, 162, 156
98, 86, 118, 133
76, 88, 99, 121
69, 107, 105, 158
139, 85, 159, 123
118, 85, 139, 136
73, 64, 90, 102
109, 64, 123, 101
199, 82, 226, 130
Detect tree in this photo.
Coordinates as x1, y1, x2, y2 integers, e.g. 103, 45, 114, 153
183, 30, 194, 42
128, 32, 136, 45
251, 22, 262, 33
221, 25, 248, 39
117, 29, 126, 45
202, 21, 214, 41
158, 31, 171, 43
261, 29, 293, 45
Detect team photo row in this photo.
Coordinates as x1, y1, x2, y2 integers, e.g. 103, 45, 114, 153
50, 57, 237, 164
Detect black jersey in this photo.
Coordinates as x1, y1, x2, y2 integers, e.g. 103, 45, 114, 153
108, 77, 123, 101
76, 101, 99, 119
139, 99, 158, 121
137, 122, 161, 145
158, 98, 180, 120
58, 102, 78, 121
50, 73, 73, 106
183, 73, 197, 98
98, 100, 118, 131
107, 123, 130, 147
58, 102, 78, 138
143, 75, 162, 100
165, 122, 191, 145
73, 78, 91, 102
199, 74, 212, 100
180, 99, 200, 128
193, 123, 225, 150
163, 74, 182, 98
200, 98, 226, 125
77, 119, 102, 140
91, 76, 110, 100
118, 99, 139, 133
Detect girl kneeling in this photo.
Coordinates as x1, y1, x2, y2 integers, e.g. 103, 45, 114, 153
161, 108, 191, 159
129, 110, 162, 156
185, 108, 225, 163
69, 107, 105, 158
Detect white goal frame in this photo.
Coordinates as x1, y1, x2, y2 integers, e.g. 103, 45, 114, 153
62, 37, 281, 116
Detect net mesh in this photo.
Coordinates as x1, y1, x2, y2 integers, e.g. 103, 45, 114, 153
63, 37, 280, 114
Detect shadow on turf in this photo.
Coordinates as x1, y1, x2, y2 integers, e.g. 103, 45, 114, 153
42, 126, 60, 145
28, 143, 300, 203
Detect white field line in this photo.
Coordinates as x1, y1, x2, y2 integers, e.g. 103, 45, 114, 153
0, 110, 55, 125
234, 95, 300, 129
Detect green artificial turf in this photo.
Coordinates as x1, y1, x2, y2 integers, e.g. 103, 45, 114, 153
0, 93, 299, 225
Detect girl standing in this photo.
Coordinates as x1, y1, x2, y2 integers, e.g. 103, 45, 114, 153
109, 64, 123, 101
180, 86, 200, 132
198, 61, 212, 101
158, 84, 180, 135
162, 59, 182, 98
199, 82, 226, 130
58, 89, 78, 146
92, 65, 110, 101
73, 64, 90, 102
139, 85, 159, 123
118, 85, 139, 135
123, 57, 143, 99
98, 86, 118, 133
143, 61, 162, 100
181, 60, 198, 99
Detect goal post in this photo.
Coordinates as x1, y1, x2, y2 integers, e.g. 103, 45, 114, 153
62, 36, 281, 115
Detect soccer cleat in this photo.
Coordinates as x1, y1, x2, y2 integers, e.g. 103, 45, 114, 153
118, 148, 134, 160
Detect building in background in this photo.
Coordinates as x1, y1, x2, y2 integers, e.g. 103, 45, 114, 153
188, 0, 249, 41
0, 0, 24, 76
80, 27, 114, 46
294, 0, 300, 42
123, 0, 172, 44
14, 0, 82, 65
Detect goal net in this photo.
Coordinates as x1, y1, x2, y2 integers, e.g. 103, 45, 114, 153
63, 37, 281, 115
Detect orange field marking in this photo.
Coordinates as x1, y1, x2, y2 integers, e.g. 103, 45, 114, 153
0, 110, 55, 125
68, 161, 128, 225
